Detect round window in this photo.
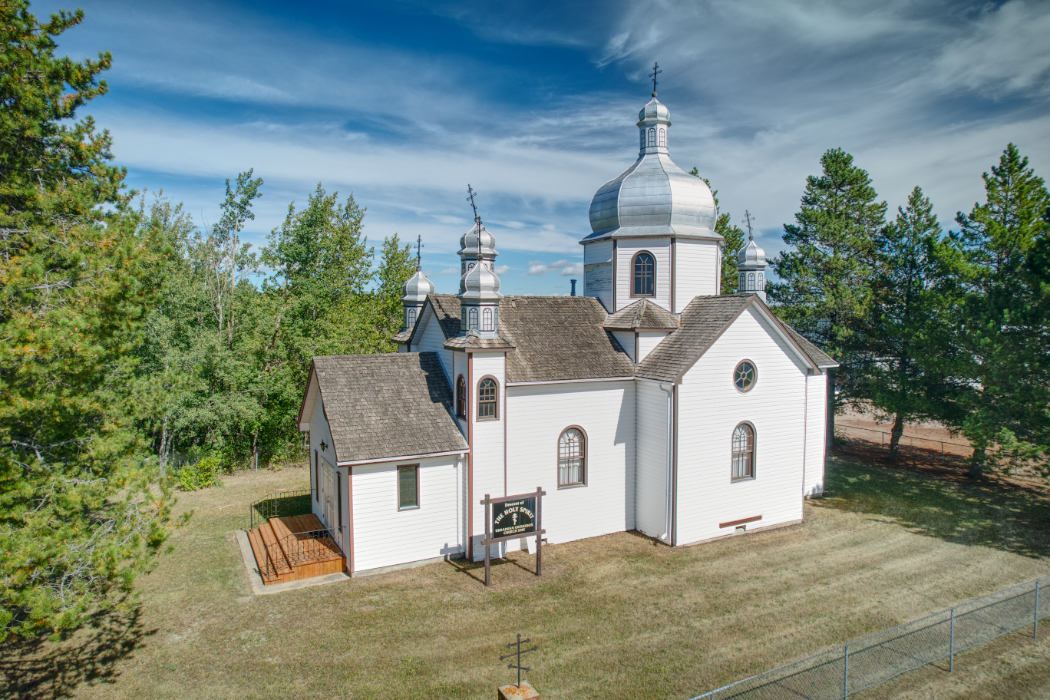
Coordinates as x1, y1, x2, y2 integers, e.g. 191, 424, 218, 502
734, 361, 756, 392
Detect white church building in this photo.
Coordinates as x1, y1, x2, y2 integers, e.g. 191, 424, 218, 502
297, 91, 837, 575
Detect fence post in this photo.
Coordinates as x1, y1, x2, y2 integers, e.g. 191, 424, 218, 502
843, 643, 849, 699
949, 607, 954, 672
1036, 580, 1040, 639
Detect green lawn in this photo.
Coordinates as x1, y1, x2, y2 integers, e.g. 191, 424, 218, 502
3, 452, 1050, 699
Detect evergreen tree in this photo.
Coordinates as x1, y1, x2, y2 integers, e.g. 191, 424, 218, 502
943, 144, 1050, 476
768, 148, 887, 439
0, 2, 173, 640
689, 168, 746, 294
860, 187, 954, 460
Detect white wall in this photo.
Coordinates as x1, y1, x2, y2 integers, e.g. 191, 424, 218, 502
675, 306, 811, 545
584, 240, 614, 312
412, 306, 453, 382
674, 239, 720, 309
804, 373, 828, 498
635, 379, 671, 540
309, 391, 334, 522
351, 454, 465, 572
470, 351, 507, 560
506, 380, 636, 544
637, 331, 669, 363
610, 330, 635, 362
616, 238, 671, 311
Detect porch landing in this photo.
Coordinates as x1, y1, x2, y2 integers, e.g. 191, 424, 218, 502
246, 514, 345, 585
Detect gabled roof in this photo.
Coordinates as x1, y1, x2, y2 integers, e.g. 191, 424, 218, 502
413, 294, 633, 382
309, 353, 467, 464
604, 298, 680, 330
783, 326, 839, 368
404, 294, 461, 347
636, 294, 838, 382
499, 296, 635, 382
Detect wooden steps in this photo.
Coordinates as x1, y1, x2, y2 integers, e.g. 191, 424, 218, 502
246, 514, 345, 585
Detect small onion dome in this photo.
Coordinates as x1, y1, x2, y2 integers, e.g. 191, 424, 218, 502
638, 96, 670, 126
401, 269, 435, 303
737, 236, 767, 267
459, 219, 498, 260
459, 260, 502, 302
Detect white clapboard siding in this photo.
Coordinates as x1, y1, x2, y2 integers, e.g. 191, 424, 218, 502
584, 239, 614, 264
635, 379, 671, 540
637, 331, 669, 363
309, 392, 334, 522
412, 306, 453, 381
804, 373, 828, 497
505, 380, 636, 543
616, 238, 671, 311
675, 306, 810, 545
610, 330, 635, 362
351, 454, 465, 572
470, 352, 507, 560
674, 239, 719, 309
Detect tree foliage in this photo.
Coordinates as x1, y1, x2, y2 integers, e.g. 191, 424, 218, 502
0, 2, 172, 641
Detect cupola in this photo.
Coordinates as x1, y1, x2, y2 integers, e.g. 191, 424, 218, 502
457, 216, 503, 338
401, 237, 435, 331
737, 219, 767, 302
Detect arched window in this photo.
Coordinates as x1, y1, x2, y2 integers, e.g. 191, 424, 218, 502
748, 272, 755, 289
477, 377, 498, 420
647, 128, 656, 147
757, 272, 764, 289
558, 427, 586, 487
482, 307, 494, 331
658, 128, 666, 147
632, 251, 655, 297
732, 423, 755, 480
739, 273, 746, 290
456, 375, 466, 418
406, 307, 417, 329
640, 130, 646, 149
467, 307, 479, 330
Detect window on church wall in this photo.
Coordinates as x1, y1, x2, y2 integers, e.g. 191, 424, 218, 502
632, 251, 655, 297
647, 128, 656, 147
748, 272, 755, 289
734, 360, 757, 392
558, 427, 586, 487
477, 377, 498, 420
398, 465, 419, 510
739, 273, 746, 290
406, 307, 417, 329
757, 272, 765, 289
640, 130, 646, 149
658, 128, 666, 147
467, 307, 479, 330
732, 423, 755, 480
456, 375, 466, 419
482, 307, 493, 331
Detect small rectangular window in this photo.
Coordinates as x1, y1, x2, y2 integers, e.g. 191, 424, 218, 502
398, 465, 419, 510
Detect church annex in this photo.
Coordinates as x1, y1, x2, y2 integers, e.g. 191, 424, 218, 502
296, 90, 838, 575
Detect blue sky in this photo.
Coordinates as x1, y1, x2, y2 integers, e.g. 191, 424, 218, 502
37, 0, 1050, 295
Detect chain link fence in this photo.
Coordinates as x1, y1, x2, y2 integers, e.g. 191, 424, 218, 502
691, 575, 1049, 699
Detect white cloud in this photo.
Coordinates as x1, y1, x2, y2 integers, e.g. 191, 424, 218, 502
559, 262, 584, 276
527, 263, 549, 276
494, 265, 511, 275
437, 267, 459, 275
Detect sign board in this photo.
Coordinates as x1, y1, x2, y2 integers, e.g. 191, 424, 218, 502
492, 497, 536, 539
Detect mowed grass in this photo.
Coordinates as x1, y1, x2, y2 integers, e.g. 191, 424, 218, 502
4, 454, 1050, 700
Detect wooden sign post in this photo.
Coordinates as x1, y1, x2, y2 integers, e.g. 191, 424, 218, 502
481, 487, 545, 587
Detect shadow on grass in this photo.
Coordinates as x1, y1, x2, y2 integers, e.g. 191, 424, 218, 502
816, 447, 1050, 559
446, 551, 539, 585
0, 604, 153, 699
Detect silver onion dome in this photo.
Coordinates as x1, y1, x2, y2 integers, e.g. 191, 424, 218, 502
459, 220, 498, 261
401, 269, 435, 303
584, 95, 718, 242
737, 236, 767, 267
459, 259, 502, 302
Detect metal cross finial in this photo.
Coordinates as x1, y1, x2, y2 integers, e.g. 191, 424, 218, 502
649, 62, 662, 95
500, 634, 538, 688
743, 210, 755, 241
415, 235, 423, 270
466, 184, 482, 258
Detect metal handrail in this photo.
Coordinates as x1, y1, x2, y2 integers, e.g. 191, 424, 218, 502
249, 488, 310, 529
260, 526, 342, 580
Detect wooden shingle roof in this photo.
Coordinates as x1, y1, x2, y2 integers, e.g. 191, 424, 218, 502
604, 298, 680, 330
313, 353, 467, 464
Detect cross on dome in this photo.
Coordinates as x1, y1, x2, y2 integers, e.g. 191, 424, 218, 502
649, 62, 662, 96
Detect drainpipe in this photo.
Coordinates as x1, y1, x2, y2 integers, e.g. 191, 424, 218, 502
660, 383, 675, 544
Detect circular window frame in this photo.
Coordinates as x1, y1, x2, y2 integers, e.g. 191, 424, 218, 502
734, 360, 757, 393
